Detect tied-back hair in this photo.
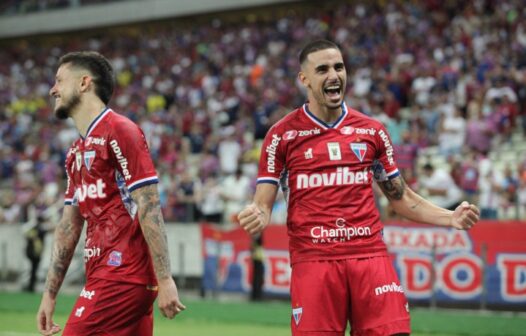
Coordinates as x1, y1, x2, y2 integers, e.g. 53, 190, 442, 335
298, 39, 340, 65
58, 51, 114, 105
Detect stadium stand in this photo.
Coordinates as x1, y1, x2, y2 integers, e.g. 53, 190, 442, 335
0, 0, 525, 226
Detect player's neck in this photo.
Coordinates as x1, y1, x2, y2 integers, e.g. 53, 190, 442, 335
71, 99, 107, 138
308, 102, 343, 124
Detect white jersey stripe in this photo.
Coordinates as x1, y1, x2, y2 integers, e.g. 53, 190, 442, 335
257, 176, 280, 184
128, 176, 159, 190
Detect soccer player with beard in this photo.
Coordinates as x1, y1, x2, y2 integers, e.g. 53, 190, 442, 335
238, 40, 480, 336
36, 51, 185, 336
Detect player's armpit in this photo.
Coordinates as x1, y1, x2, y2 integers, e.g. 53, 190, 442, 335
377, 175, 406, 201
131, 184, 172, 280
45, 205, 84, 297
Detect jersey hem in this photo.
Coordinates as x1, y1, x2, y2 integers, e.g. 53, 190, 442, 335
89, 274, 157, 286
290, 250, 388, 265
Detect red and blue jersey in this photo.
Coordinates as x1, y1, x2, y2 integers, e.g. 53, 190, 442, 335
64, 108, 158, 285
257, 103, 400, 264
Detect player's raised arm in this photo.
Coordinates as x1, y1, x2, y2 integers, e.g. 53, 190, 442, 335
37, 205, 84, 336
131, 184, 186, 319
238, 183, 278, 236
377, 175, 480, 230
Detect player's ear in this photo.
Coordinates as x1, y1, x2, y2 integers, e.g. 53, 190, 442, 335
298, 71, 309, 88
79, 74, 92, 93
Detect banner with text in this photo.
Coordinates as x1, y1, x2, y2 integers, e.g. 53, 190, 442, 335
201, 221, 526, 305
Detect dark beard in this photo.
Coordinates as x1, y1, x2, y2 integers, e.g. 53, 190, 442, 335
54, 94, 81, 120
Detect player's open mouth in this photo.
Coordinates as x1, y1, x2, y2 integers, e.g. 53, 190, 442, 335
324, 85, 341, 100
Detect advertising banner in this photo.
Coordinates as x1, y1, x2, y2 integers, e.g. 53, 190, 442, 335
201, 221, 526, 306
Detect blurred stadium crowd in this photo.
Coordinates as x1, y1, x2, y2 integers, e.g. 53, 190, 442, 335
1, 0, 525, 227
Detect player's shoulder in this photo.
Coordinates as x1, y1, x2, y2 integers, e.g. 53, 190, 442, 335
104, 109, 143, 137
105, 109, 138, 128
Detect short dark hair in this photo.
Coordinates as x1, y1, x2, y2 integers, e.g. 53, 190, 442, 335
58, 51, 114, 105
298, 39, 340, 65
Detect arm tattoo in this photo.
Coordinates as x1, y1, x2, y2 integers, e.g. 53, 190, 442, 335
378, 175, 406, 201
45, 208, 84, 297
132, 184, 172, 280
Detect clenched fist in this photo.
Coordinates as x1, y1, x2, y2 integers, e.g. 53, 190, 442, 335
450, 201, 480, 230
238, 204, 269, 235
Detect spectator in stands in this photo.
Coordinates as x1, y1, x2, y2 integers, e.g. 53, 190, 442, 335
438, 106, 466, 157
218, 126, 241, 175
199, 173, 224, 223
420, 163, 463, 211
478, 167, 502, 220
220, 167, 251, 224
1, 0, 525, 222
458, 152, 480, 204
465, 105, 495, 155
499, 166, 520, 219
175, 171, 202, 222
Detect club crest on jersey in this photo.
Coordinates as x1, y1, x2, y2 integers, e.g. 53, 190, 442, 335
84, 151, 96, 171
292, 307, 303, 325
107, 251, 122, 267
351, 143, 367, 162
327, 142, 342, 160
75, 152, 82, 171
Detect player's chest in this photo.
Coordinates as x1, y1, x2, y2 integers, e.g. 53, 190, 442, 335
283, 127, 377, 171
66, 136, 113, 183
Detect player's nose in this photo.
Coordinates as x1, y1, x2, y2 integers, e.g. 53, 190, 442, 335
49, 83, 58, 97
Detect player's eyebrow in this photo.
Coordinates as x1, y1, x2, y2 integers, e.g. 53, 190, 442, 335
315, 64, 329, 72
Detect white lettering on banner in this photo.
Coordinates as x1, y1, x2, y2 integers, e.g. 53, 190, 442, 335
77, 179, 107, 202
110, 140, 132, 180
378, 129, 394, 165
84, 246, 101, 262
296, 167, 369, 189
266, 134, 281, 173
80, 288, 96, 300
375, 282, 404, 296
383, 227, 471, 253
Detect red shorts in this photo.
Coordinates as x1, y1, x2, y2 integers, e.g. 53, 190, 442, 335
290, 256, 410, 336
63, 278, 158, 336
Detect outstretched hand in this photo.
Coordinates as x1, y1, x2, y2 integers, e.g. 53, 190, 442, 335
450, 201, 480, 230
238, 204, 268, 235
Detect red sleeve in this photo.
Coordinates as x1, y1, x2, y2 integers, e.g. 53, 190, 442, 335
372, 123, 400, 182
256, 124, 286, 185
109, 119, 158, 192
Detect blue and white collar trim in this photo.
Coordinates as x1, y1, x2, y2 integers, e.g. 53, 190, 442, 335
82, 107, 111, 139
302, 102, 348, 129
